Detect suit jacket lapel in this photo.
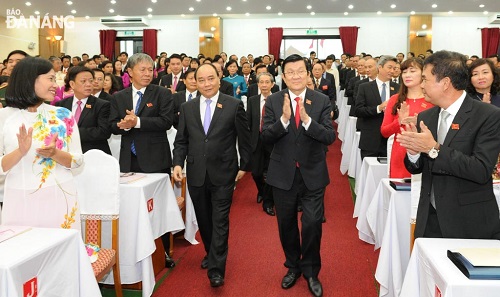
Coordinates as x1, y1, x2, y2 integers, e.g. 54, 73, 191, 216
426, 107, 440, 141
443, 96, 472, 146
207, 95, 225, 135
191, 96, 204, 132
123, 88, 133, 112
78, 96, 95, 124
136, 85, 151, 115
370, 82, 381, 103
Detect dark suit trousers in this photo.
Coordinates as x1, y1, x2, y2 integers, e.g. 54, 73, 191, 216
188, 173, 234, 278
251, 137, 274, 209
273, 168, 324, 278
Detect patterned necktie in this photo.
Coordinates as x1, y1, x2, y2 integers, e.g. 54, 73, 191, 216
131, 91, 143, 155
380, 83, 387, 102
173, 75, 178, 90
188, 93, 193, 101
294, 97, 301, 128
315, 79, 319, 89
74, 100, 82, 123
203, 99, 212, 135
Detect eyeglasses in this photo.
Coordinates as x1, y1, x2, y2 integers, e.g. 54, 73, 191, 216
284, 70, 307, 77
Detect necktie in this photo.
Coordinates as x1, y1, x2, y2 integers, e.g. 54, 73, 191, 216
260, 98, 266, 132
430, 110, 451, 208
380, 83, 387, 102
173, 75, 178, 90
131, 91, 143, 155
188, 93, 193, 101
203, 99, 212, 135
74, 100, 82, 123
315, 79, 319, 88
294, 97, 301, 129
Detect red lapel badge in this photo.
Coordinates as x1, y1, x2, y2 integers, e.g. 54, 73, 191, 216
451, 123, 459, 130
322, 85, 328, 90
217, 103, 223, 108
85, 104, 92, 108
305, 99, 312, 105
146, 103, 153, 107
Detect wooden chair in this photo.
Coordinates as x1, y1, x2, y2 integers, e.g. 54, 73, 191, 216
74, 150, 123, 297
169, 175, 187, 257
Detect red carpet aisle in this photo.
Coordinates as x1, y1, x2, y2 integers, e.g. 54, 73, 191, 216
154, 133, 379, 296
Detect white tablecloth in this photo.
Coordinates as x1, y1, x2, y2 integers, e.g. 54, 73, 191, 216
103, 173, 185, 297
347, 131, 362, 179
340, 116, 357, 175
0, 227, 101, 297
338, 104, 351, 142
401, 238, 500, 297
373, 179, 412, 297
353, 157, 388, 218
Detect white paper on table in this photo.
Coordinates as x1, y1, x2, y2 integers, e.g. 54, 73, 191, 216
455, 248, 500, 266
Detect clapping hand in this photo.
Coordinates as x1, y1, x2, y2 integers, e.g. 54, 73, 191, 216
17, 124, 33, 156
398, 102, 418, 125
117, 110, 138, 129
282, 93, 291, 122
396, 121, 436, 155
298, 98, 310, 125
36, 132, 58, 158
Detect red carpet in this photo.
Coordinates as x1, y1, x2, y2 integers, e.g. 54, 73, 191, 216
153, 130, 379, 296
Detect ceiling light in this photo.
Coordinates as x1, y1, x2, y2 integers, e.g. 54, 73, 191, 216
25, 2, 31, 6
479, 4, 485, 8
85, 15, 90, 19
266, 6, 272, 10
410, 11, 415, 15
71, 9, 76, 14
311, 12, 316, 15
210, 26, 216, 31
110, 0, 116, 4
34, 10, 40, 15
151, 0, 157, 2
432, 4, 437, 8
306, 5, 312, 9
390, 4, 396, 9
189, 7, 194, 11
278, 12, 283, 16
181, 14, 185, 17
377, 11, 382, 15
147, 8, 153, 12
67, 1, 73, 5
483, 11, 489, 15
226, 6, 232, 11
421, 24, 427, 29
148, 14, 152, 18
448, 11, 453, 14
109, 8, 114, 13
348, 5, 354, 9
344, 12, 348, 15
213, 13, 217, 16
245, 12, 250, 16
196, 0, 201, 2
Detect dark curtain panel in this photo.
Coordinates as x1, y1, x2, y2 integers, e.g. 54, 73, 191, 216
143, 29, 158, 59
99, 30, 117, 60
339, 26, 359, 55
481, 28, 500, 58
267, 27, 283, 59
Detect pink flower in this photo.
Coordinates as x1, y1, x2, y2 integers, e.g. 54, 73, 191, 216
55, 138, 64, 150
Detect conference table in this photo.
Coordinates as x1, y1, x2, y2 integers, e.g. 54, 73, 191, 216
102, 173, 189, 297
0, 226, 101, 297
400, 238, 500, 297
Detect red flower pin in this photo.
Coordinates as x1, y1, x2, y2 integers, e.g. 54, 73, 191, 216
451, 123, 459, 130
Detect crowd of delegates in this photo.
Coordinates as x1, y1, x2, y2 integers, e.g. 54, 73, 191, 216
1, 47, 500, 297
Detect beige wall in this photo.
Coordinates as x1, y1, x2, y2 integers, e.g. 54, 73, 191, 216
0, 16, 39, 59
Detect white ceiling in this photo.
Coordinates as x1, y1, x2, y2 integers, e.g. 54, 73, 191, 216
1, 0, 498, 19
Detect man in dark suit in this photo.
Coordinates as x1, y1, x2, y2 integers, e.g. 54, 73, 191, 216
109, 53, 175, 267
212, 62, 233, 96
55, 66, 111, 154
91, 68, 112, 101
355, 55, 399, 159
172, 64, 251, 287
247, 72, 275, 215
262, 54, 335, 297
172, 68, 197, 129
351, 58, 378, 119
263, 55, 276, 77
398, 50, 500, 240
247, 64, 280, 98
311, 63, 337, 116
339, 54, 352, 90
343, 55, 359, 90
159, 54, 186, 93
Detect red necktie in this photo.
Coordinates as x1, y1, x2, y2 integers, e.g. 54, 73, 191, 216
294, 97, 301, 129
74, 101, 82, 123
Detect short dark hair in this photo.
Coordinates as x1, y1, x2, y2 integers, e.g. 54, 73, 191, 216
82, 53, 89, 57
93, 68, 105, 76
67, 66, 94, 82
467, 58, 500, 95
282, 54, 307, 72
255, 64, 267, 73
224, 60, 238, 69
7, 50, 29, 61
426, 49, 434, 54
424, 50, 468, 91
104, 72, 120, 94
119, 52, 128, 57
184, 67, 196, 78
62, 55, 71, 61
194, 63, 218, 80
310, 51, 316, 55
100, 60, 113, 70
253, 57, 263, 65
78, 61, 87, 67
5, 57, 52, 109
326, 54, 335, 61
408, 52, 415, 58
470, 55, 479, 59
169, 53, 182, 62
73, 56, 82, 62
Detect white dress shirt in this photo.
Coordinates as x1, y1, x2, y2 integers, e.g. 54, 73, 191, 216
199, 92, 218, 122
281, 88, 311, 130
71, 96, 88, 118
131, 85, 147, 128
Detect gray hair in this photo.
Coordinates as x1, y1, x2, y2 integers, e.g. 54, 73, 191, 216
126, 53, 154, 69
257, 72, 274, 83
48, 56, 61, 63
377, 55, 397, 67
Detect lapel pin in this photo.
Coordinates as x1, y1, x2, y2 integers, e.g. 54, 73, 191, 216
451, 123, 460, 130
390, 87, 395, 91
147, 103, 153, 107
306, 99, 312, 105
217, 103, 223, 108
85, 104, 91, 108
322, 85, 328, 90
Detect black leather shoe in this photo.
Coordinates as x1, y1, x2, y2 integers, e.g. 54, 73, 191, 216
297, 205, 303, 212
307, 277, 323, 297
257, 195, 263, 203
281, 272, 301, 289
264, 207, 275, 216
201, 255, 208, 269
165, 253, 175, 268
209, 273, 224, 287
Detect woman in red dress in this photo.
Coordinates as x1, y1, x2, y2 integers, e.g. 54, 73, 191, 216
381, 58, 434, 178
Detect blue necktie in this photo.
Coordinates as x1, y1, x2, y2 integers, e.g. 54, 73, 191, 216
131, 91, 143, 155
188, 93, 193, 101
380, 83, 387, 102
203, 99, 212, 135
